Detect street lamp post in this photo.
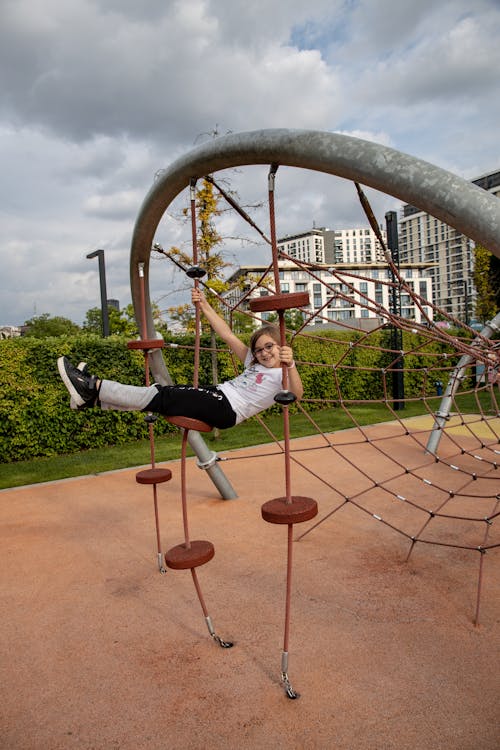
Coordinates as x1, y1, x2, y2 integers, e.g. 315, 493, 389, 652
86, 249, 110, 337
386, 210, 405, 410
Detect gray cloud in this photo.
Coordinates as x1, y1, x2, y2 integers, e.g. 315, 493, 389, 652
0, 0, 498, 326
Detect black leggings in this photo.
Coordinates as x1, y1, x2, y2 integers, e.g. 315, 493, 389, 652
147, 384, 237, 429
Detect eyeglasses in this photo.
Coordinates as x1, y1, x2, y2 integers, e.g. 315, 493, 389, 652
253, 342, 277, 356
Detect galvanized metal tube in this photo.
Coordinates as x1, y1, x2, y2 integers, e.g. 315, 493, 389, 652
426, 312, 500, 454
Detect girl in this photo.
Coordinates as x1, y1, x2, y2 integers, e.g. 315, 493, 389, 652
58, 289, 303, 429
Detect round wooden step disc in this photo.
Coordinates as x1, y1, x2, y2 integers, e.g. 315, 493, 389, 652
261, 496, 318, 525
166, 416, 212, 433
127, 338, 165, 350
135, 468, 172, 485
165, 540, 215, 569
249, 291, 310, 313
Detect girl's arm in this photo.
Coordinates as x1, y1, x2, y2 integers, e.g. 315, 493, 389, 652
192, 288, 249, 363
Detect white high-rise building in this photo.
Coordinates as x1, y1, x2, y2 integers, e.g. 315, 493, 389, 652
331, 227, 387, 264
277, 228, 330, 264
398, 169, 500, 321
277, 226, 387, 265
224, 261, 434, 329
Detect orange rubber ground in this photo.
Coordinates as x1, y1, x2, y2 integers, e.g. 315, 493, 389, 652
1, 423, 498, 749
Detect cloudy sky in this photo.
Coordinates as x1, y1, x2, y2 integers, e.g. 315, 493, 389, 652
1, 0, 499, 327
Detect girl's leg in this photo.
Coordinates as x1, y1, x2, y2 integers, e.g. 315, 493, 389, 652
58, 357, 237, 428
99, 379, 237, 429
147, 385, 237, 429
98, 380, 159, 411
58, 356, 160, 411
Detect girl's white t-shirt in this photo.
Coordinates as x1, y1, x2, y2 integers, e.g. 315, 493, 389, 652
217, 350, 284, 424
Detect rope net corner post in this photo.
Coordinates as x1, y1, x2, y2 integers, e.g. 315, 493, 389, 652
163, 182, 233, 652
251, 163, 318, 699
128, 260, 171, 574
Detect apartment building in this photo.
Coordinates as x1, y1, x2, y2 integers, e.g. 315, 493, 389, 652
398, 169, 500, 321
277, 226, 387, 265
224, 261, 434, 329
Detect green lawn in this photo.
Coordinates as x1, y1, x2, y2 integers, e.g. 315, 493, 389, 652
0, 393, 494, 490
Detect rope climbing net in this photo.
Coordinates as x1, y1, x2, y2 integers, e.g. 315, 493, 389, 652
129, 131, 500, 697
155, 170, 499, 630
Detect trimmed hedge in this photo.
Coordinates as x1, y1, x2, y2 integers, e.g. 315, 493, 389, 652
0, 329, 456, 463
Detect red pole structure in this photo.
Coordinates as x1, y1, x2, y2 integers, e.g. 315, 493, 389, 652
137, 264, 156, 467
257, 164, 318, 699
129, 262, 171, 573
190, 178, 201, 390
267, 165, 293, 502
138, 264, 162, 557
163, 179, 233, 651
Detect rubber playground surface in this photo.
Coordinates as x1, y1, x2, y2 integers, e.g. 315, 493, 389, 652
1, 417, 499, 750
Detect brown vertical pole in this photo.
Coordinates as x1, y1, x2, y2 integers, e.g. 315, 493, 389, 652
190, 178, 201, 389
265, 164, 317, 698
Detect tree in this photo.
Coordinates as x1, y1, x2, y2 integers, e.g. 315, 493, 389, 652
231, 310, 257, 335
267, 308, 306, 331
158, 178, 232, 378
164, 178, 231, 310
83, 306, 107, 334
473, 244, 497, 323
23, 313, 81, 338
167, 302, 194, 332
83, 303, 168, 337
491, 253, 500, 311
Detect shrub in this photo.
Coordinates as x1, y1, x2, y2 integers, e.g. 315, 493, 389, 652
0, 328, 461, 463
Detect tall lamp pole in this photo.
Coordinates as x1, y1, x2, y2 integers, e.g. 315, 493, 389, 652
386, 210, 405, 410
86, 249, 110, 337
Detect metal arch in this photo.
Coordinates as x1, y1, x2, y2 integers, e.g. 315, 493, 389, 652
129, 128, 500, 495
131, 128, 500, 345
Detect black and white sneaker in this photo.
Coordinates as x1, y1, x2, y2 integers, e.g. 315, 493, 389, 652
57, 356, 99, 410
70, 362, 88, 409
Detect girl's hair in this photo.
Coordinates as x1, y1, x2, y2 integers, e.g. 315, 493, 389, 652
249, 324, 282, 364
